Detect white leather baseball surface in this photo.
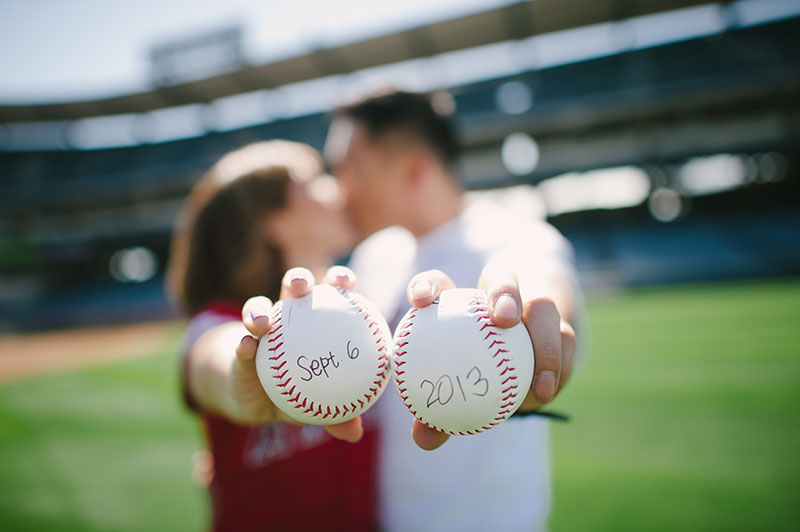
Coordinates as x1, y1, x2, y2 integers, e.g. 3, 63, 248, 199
255, 284, 392, 425
393, 288, 534, 435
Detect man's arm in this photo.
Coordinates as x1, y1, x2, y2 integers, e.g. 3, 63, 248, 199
403, 235, 583, 450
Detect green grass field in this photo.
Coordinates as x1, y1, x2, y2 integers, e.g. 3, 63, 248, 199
1, 280, 798, 531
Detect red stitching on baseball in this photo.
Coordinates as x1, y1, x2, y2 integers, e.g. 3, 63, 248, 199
470, 293, 524, 432
394, 293, 524, 436
265, 289, 390, 422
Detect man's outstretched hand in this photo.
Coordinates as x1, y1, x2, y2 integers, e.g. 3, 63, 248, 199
237, 266, 365, 443
405, 265, 576, 451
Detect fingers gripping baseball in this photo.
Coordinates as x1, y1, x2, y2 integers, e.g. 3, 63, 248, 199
242, 296, 274, 337
325, 417, 364, 444
235, 334, 259, 364
280, 267, 315, 300
233, 335, 287, 424
478, 263, 522, 329
325, 265, 357, 291
320, 266, 364, 444
413, 420, 450, 451
403, 271, 458, 448
517, 315, 575, 412
251, 266, 379, 444
241, 266, 357, 340
236, 267, 370, 441
523, 297, 563, 405
402, 270, 530, 450
558, 320, 576, 393
407, 270, 456, 308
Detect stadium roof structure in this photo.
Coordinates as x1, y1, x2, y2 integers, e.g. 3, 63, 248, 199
0, 0, 711, 122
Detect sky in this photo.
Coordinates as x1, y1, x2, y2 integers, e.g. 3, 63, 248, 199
0, 0, 507, 104
2, 0, 799, 106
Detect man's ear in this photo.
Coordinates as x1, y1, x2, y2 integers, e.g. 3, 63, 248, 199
404, 147, 431, 188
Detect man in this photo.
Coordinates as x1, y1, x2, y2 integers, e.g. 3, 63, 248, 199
323, 90, 583, 531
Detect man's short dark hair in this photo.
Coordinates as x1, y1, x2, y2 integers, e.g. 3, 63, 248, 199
340, 90, 460, 167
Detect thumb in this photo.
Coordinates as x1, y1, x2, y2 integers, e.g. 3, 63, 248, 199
324, 417, 364, 443
478, 261, 522, 329
234, 335, 259, 374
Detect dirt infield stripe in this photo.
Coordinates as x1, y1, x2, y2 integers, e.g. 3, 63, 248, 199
0, 321, 181, 383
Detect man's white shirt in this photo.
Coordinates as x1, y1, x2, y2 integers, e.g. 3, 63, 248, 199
349, 198, 583, 532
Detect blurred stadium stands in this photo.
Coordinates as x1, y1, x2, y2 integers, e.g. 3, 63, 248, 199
1, 0, 799, 330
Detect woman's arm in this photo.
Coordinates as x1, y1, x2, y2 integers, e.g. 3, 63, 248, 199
185, 266, 366, 443
187, 320, 284, 424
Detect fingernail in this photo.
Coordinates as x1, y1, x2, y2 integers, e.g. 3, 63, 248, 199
250, 311, 268, 322
494, 294, 520, 321
534, 371, 556, 402
412, 280, 432, 300
329, 265, 352, 282
288, 267, 311, 285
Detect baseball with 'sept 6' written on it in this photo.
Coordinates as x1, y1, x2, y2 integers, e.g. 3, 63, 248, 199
393, 288, 534, 435
255, 284, 392, 425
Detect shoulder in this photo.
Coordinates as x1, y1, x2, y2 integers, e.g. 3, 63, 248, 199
348, 226, 417, 314
463, 193, 573, 260
350, 226, 416, 271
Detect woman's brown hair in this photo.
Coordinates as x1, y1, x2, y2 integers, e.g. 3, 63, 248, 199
166, 140, 324, 316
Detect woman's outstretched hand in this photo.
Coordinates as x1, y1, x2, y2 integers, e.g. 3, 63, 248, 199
236, 266, 365, 443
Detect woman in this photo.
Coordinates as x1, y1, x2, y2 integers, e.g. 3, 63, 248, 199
166, 140, 374, 531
